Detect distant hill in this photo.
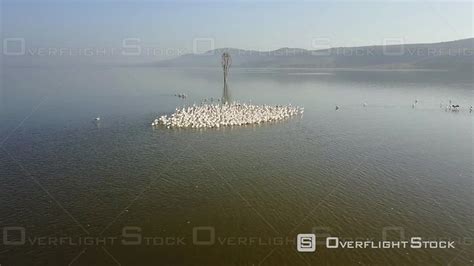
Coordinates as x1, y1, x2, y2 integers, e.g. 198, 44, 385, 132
152, 38, 474, 71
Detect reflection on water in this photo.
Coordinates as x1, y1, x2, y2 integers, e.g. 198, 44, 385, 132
0, 67, 472, 265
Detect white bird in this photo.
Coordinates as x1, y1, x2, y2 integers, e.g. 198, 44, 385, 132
95, 116, 100, 121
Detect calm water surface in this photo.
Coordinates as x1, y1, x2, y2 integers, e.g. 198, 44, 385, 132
0, 67, 472, 265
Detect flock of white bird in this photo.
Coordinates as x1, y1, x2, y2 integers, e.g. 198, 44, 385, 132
152, 102, 304, 128
94, 99, 471, 126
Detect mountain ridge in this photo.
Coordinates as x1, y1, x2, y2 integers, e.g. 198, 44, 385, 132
153, 38, 474, 70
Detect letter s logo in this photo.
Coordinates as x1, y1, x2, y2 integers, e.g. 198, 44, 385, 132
297, 234, 316, 252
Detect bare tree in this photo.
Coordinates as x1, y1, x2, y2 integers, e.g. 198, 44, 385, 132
221, 52, 232, 104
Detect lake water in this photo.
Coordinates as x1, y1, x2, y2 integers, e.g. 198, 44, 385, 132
0, 66, 472, 265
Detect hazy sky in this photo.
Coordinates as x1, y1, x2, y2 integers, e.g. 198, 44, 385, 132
1, 0, 472, 63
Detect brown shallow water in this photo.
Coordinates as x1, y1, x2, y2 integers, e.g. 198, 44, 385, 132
0, 67, 473, 265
